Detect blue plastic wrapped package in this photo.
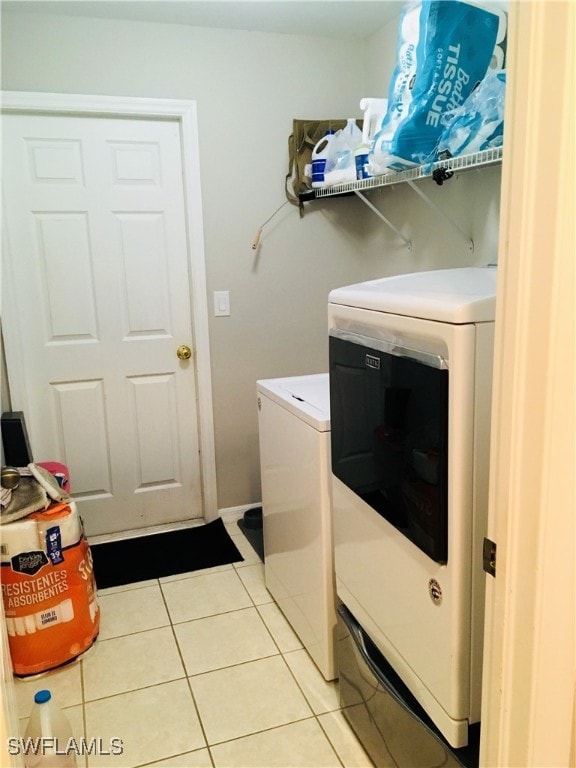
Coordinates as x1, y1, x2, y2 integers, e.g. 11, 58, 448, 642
431, 70, 506, 162
369, 0, 501, 173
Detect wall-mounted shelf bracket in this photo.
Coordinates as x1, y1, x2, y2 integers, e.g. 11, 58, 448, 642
406, 180, 474, 252
354, 190, 412, 251
314, 148, 501, 252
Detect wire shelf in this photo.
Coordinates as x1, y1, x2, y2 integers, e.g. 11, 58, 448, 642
313, 147, 503, 198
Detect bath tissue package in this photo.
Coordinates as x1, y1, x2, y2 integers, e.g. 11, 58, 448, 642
1, 501, 100, 676
370, 0, 502, 173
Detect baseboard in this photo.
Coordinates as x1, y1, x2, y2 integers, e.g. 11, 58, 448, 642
218, 503, 263, 523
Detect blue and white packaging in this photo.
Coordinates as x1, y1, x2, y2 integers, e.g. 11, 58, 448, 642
369, 0, 501, 173
431, 70, 506, 162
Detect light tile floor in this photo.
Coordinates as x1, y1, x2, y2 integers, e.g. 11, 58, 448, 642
14, 519, 374, 768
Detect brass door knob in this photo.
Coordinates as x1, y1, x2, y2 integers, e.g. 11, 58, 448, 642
176, 344, 192, 360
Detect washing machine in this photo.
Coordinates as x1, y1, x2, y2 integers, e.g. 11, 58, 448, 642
257, 373, 337, 680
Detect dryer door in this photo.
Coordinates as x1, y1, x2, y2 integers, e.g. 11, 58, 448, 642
329, 330, 449, 563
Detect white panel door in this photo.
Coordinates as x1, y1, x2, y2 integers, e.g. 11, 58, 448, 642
2, 114, 203, 536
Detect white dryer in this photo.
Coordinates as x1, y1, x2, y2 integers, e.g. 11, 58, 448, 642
329, 267, 497, 751
257, 374, 337, 680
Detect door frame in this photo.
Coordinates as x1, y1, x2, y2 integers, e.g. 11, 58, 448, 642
1, 91, 218, 524
480, 2, 575, 766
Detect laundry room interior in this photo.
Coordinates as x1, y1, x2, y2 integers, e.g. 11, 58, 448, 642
0, 2, 573, 768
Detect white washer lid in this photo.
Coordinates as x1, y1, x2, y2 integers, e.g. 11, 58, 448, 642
257, 373, 330, 431
329, 266, 497, 324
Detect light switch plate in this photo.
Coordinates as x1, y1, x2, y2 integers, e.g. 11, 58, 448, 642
213, 290, 230, 316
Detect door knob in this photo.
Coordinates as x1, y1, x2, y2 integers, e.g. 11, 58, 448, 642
176, 344, 192, 360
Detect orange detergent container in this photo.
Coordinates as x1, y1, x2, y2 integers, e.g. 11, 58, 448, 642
1, 500, 100, 676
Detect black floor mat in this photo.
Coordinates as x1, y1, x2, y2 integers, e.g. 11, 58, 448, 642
91, 517, 243, 589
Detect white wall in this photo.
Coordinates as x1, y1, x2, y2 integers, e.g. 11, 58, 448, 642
0, 5, 501, 511
0, 9, 371, 508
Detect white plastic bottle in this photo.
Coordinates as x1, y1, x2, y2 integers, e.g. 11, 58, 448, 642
332, 119, 362, 171
311, 130, 335, 188
23, 690, 77, 767
342, 117, 362, 145
359, 97, 388, 145
323, 119, 364, 186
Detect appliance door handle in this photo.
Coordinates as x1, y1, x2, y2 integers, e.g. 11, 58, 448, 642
339, 605, 413, 710
329, 329, 449, 370
337, 605, 465, 760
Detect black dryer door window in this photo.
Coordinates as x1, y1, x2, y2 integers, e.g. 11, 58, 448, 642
329, 332, 449, 563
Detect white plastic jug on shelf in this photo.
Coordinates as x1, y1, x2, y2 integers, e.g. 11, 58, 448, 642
360, 97, 389, 145
23, 690, 77, 767
324, 118, 363, 186
311, 130, 336, 188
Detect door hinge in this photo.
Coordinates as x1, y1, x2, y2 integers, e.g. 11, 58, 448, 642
483, 537, 497, 577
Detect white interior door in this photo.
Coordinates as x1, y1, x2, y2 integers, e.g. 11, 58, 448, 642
2, 112, 204, 537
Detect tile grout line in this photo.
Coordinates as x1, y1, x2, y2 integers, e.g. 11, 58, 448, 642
85, 560, 360, 767
157, 575, 216, 767
225, 561, 350, 764
279, 652, 347, 767
201, 713, 337, 750
238, 558, 349, 767
158, 561, 331, 764
229, 552, 348, 764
